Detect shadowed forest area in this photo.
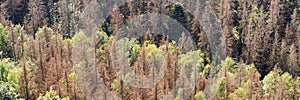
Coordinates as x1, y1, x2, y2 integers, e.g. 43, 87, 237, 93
0, 0, 300, 99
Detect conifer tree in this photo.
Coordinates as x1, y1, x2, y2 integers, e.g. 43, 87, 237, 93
262, 66, 280, 99
57, 0, 71, 38
25, 0, 48, 36
219, 0, 239, 59
109, 6, 124, 36
0, 24, 13, 59
253, 7, 271, 78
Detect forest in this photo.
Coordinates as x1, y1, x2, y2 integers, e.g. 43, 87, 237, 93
0, 0, 300, 100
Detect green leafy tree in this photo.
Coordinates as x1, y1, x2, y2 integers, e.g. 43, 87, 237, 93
194, 91, 206, 100
0, 58, 20, 91
295, 77, 300, 99
37, 88, 69, 100
262, 68, 280, 99
114, 38, 140, 66
0, 59, 21, 91
131, 43, 140, 65
96, 29, 109, 60
0, 59, 9, 82
179, 50, 210, 77
175, 88, 183, 100
145, 43, 162, 59
221, 57, 236, 74
111, 77, 119, 91
0, 82, 18, 100
213, 57, 237, 100
228, 80, 251, 100
279, 72, 294, 99
215, 77, 227, 100
0, 24, 13, 59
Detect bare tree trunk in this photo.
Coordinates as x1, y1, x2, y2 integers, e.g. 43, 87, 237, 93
10, 27, 16, 60
74, 80, 77, 100
21, 33, 29, 100
38, 42, 45, 91
293, 72, 296, 100
22, 57, 29, 100
224, 67, 228, 100
55, 36, 61, 97
65, 71, 69, 94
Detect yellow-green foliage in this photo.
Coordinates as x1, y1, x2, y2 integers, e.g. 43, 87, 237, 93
145, 43, 162, 59
38, 88, 69, 100
72, 30, 90, 47
280, 72, 294, 98
111, 77, 119, 91
0, 58, 20, 90
179, 50, 210, 77
75, 61, 87, 69
115, 38, 140, 65
229, 80, 251, 100
97, 29, 109, 45
97, 30, 110, 59
221, 57, 236, 73
0, 23, 13, 58
0, 82, 18, 100
175, 88, 183, 100
296, 77, 300, 98
0, 59, 9, 82
130, 42, 140, 64
262, 70, 279, 96
216, 77, 227, 99
194, 91, 206, 100
232, 27, 240, 40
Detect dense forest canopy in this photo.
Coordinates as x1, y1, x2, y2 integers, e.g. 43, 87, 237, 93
0, 0, 300, 99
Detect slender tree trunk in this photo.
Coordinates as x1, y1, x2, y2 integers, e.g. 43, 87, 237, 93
66, 0, 70, 37
120, 41, 126, 100
55, 36, 61, 96
224, 67, 227, 100
38, 42, 45, 91
293, 73, 296, 100
74, 80, 77, 100
153, 56, 158, 100
10, 27, 16, 60
155, 84, 158, 100
65, 70, 69, 94
239, 66, 242, 87
21, 34, 29, 100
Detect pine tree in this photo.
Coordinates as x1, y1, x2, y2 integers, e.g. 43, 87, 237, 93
288, 43, 299, 74
25, 0, 48, 36
253, 7, 271, 78
35, 27, 54, 96
262, 66, 280, 99
238, 0, 254, 63
49, 33, 64, 97
0, 12, 11, 27
21, 54, 29, 100
57, 0, 71, 38
219, 0, 239, 59
0, 24, 13, 59
208, 0, 221, 17
248, 64, 263, 99
109, 5, 124, 36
